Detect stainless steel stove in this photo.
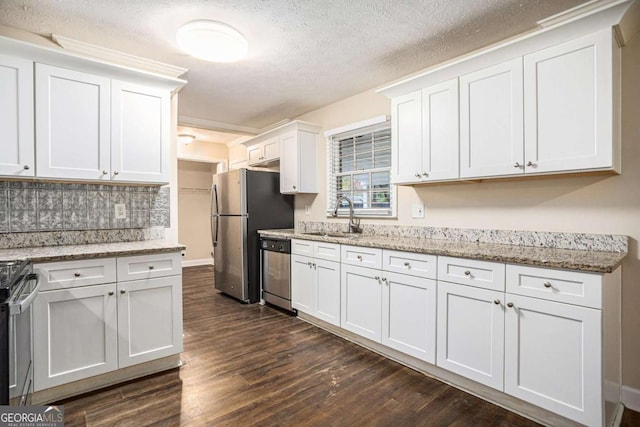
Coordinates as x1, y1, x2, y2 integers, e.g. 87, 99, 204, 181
0, 259, 39, 405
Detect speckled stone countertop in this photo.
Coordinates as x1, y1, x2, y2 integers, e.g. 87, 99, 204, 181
0, 240, 185, 263
258, 229, 625, 273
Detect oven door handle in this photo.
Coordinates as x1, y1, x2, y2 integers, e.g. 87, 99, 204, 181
10, 274, 40, 315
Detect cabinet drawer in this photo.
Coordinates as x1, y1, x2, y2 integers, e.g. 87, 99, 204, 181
116, 252, 182, 282
35, 258, 117, 291
506, 264, 602, 309
382, 250, 437, 279
291, 239, 314, 256
341, 245, 382, 269
437, 256, 505, 291
314, 242, 340, 262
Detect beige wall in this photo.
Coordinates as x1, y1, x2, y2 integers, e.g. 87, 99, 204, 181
295, 33, 640, 390
177, 140, 228, 163
177, 160, 216, 263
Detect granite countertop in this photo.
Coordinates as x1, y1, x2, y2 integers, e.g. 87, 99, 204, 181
258, 229, 625, 273
0, 240, 186, 263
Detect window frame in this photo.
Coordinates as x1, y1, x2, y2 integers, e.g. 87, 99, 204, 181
325, 116, 396, 218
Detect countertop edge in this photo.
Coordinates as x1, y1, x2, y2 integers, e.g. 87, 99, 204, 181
258, 229, 625, 274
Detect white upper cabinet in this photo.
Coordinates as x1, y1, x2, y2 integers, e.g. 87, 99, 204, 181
35, 63, 111, 181
111, 80, 170, 183
460, 58, 524, 178
0, 54, 34, 177
391, 79, 459, 184
247, 137, 280, 166
523, 29, 615, 173
279, 129, 318, 194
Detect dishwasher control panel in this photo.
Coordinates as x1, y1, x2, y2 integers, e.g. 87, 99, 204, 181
260, 238, 291, 253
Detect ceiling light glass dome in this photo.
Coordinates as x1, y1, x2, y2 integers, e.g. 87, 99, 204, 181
176, 20, 248, 63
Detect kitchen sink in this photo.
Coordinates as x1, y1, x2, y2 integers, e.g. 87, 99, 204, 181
301, 231, 360, 239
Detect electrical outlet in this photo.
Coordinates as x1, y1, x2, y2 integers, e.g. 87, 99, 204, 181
411, 203, 425, 219
304, 205, 311, 215
114, 204, 127, 219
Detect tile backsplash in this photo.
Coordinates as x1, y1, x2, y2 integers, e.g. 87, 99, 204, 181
0, 181, 170, 233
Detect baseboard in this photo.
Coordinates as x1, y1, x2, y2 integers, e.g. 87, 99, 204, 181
622, 385, 640, 412
182, 258, 213, 267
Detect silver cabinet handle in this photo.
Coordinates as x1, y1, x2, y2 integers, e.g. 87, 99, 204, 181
494, 299, 501, 305
374, 275, 380, 280
514, 162, 521, 168
414, 173, 421, 178
120, 289, 126, 294
23, 165, 30, 170
526, 161, 535, 167
74, 272, 81, 277
357, 255, 363, 261
382, 277, 388, 285
148, 265, 154, 270
114, 171, 119, 175
108, 291, 114, 296
543, 282, 552, 288
421, 172, 428, 177
507, 302, 514, 308
464, 270, 471, 276
313, 263, 317, 269
292, 185, 296, 190
102, 170, 108, 175
307, 262, 312, 267
403, 262, 411, 267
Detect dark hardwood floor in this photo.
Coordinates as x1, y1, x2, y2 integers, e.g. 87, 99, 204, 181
56, 266, 640, 426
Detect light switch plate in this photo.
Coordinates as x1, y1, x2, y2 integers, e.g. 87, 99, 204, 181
304, 205, 311, 215
411, 203, 425, 219
114, 204, 127, 219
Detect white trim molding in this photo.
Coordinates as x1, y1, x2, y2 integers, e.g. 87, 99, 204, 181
178, 115, 260, 136
622, 385, 640, 412
324, 115, 389, 138
182, 258, 213, 268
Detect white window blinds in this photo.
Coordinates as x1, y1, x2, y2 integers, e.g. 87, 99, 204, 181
327, 120, 395, 217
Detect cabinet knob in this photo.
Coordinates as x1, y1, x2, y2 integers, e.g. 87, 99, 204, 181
313, 263, 317, 269
543, 282, 552, 288
464, 270, 471, 276
74, 272, 81, 277
513, 162, 521, 168
421, 172, 428, 177
23, 165, 30, 170
507, 302, 514, 308
494, 299, 501, 305
148, 265, 154, 270
415, 173, 421, 178
526, 161, 536, 167
357, 255, 363, 261
102, 170, 108, 175
374, 275, 380, 280
403, 262, 411, 267
382, 277, 388, 285
307, 262, 312, 267
108, 291, 114, 296
120, 289, 126, 294
114, 171, 120, 175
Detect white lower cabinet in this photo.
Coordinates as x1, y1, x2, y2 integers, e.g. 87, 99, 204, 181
436, 281, 505, 390
291, 251, 341, 326
341, 264, 383, 342
33, 253, 183, 392
33, 283, 118, 390
504, 294, 601, 426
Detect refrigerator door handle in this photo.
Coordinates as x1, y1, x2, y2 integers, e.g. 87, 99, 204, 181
211, 183, 219, 216
211, 214, 219, 248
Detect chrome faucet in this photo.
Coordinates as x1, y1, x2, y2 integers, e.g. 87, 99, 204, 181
332, 195, 362, 234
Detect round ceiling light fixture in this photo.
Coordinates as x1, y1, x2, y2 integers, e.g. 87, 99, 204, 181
178, 134, 196, 145
176, 20, 248, 63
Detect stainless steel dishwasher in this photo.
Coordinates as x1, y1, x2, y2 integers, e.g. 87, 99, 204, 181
260, 238, 292, 312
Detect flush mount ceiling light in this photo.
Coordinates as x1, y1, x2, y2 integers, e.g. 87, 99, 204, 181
176, 20, 248, 62
178, 134, 196, 145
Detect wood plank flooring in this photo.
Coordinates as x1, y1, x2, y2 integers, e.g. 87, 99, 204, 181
55, 266, 639, 426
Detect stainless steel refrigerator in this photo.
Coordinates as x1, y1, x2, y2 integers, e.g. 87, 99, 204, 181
211, 168, 294, 303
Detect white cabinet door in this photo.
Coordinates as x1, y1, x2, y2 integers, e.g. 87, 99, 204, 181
111, 80, 170, 183
314, 259, 341, 326
33, 284, 118, 390
436, 281, 505, 390
524, 30, 613, 174
460, 58, 524, 178
291, 254, 314, 313
0, 55, 34, 177
421, 78, 459, 181
263, 138, 280, 161
35, 63, 111, 180
280, 131, 299, 193
391, 90, 423, 184
382, 272, 436, 363
117, 276, 183, 368
341, 264, 382, 342
504, 294, 602, 426
247, 145, 263, 165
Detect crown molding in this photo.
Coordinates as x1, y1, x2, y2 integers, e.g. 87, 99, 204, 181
178, 116, 261, 136
536, 0, 622, 28
52, 34, 187, 79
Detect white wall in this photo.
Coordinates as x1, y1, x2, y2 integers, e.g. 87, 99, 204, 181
295, 33, 640, 391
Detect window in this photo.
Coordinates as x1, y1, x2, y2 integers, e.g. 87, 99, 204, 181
326, 117, 395, 217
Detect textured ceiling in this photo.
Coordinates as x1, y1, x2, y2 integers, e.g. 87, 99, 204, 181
0, 0, 588, 129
